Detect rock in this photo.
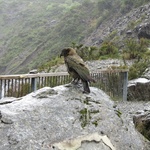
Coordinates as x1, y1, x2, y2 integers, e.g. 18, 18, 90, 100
53, 133, 115, 150
115, 101, 150, 149
142, 66, 150, 79
0, 85, 149, 150
29, 69, 38, 74
133, 111, 150, 141
128, 78, 150, 101
126, 30, 132, 35
83, 3, 150, 46
137, 23, 150, 39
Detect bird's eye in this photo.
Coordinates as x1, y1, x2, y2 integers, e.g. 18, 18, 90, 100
66, 49, 70, 54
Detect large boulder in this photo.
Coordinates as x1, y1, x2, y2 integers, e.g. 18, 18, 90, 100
133, 111, 150, 141
128, 78, 150, 101
136, 23, 150, 39
0, 84, 149, 150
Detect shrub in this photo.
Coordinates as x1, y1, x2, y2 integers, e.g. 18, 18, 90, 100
99, 41, 119, 58
128, 59, 149, 80
123, 38, 149, 60
38, 56, 63, 73
123, 38, 150, 79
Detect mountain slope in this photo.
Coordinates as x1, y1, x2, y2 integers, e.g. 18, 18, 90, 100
0, 0, 149, 74
0, 0, 92, 74
83, 2, 150, 47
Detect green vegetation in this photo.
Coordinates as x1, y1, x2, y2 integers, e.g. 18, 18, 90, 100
129, 60, 149, 80
38, 41, 120, 72
79, 108, 91, 128
123, 38, 150, 79
115, 109, 122, 118
135, 116, 150, 141
38, 56, 64, 72
0, 0, 149, 74
120, 0, 150, 13
99, 41, 119, 59
7, 83, 31, 97
123, 38, 149, 60
79, 106, 100, 128
40, 37, 150, 81
127, 19, 142, 30
74, 41, 119, 61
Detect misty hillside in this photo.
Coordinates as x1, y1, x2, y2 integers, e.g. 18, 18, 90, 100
0, 0, 150, 74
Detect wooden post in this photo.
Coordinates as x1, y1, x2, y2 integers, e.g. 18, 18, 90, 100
31, 78, 37, 92
0, 80, 2, 99
122, 71, 128, 101
0, 80, 4, 99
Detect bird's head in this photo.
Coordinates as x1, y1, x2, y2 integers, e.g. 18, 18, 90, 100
60, 47, 76, 57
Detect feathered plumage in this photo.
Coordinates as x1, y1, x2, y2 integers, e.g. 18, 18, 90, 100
60, 47, 95, 93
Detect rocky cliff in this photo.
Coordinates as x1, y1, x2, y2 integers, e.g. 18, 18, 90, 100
0, 85, 149, 150
83, 3, 150, 46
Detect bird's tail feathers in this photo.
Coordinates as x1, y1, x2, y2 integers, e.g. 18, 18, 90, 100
82, 80, 90, 93
87, 76, 96, 83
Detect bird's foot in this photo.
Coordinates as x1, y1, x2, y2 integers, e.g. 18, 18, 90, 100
64, 83, 72, 87
83, 90, 90, 94
76, 83, 82, 88
71, 79, 80, 85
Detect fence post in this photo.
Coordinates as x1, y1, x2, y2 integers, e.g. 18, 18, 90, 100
0, 80, 2, 99
122, 71, 128, 101
0, 80, 4, 99
31, 78, 37, 92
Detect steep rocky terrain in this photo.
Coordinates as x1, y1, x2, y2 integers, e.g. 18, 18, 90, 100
0, 0, 150, 74
83, 3, 150, 46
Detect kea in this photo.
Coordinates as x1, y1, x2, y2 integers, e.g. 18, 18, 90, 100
60, 47, 95, 93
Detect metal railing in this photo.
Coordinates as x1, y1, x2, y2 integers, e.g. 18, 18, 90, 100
0, 70, 128, 101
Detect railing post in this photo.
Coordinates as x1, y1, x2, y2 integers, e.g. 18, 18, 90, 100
0, 80, 2, 99
122, 71, 128, 101
31, 77, 37, 92
0, 80, 4, 99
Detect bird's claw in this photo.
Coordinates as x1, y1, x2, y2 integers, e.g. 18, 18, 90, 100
64, 83, 72, 87
71, 79, 80, 85
83, 91, 90, 94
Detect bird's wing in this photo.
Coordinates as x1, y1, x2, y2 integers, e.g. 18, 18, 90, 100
65, 55, 91, 81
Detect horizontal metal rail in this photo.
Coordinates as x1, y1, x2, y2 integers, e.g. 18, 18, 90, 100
0, 70, 128, 101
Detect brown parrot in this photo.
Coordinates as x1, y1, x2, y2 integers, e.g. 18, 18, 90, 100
60, 47, 95, 93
